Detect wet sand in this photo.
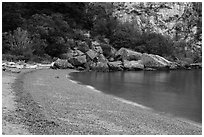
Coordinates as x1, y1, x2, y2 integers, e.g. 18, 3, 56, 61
2, 69, 202, 135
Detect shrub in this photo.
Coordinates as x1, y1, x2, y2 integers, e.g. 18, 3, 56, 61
24, 13, 73, 57
140, 33, 174, 57
110, 22, 140, 49
2, 54, 25, 62
2, 28, 34, 60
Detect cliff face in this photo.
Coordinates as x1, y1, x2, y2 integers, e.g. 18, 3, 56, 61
113, 2, 201, 46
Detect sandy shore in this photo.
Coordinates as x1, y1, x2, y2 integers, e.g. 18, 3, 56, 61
2, 69, 202, 135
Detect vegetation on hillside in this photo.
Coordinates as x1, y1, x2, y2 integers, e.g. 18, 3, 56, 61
2, 2, 202, 63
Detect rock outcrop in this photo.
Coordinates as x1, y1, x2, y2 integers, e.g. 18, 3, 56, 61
69, 55, 87, 67
123, 60, 144, 70
115, 48, 142, 61
141, 53, 171, 69
52, 59, 74, 69
91, 62, 109, 72
86, 49, 98, 60
108, 61, 123, 71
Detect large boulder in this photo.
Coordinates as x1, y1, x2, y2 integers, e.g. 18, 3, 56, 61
73, 49, 85, 57
97, 54, 108, 63
52, 59, 74, 69
123, 60, 144, 70
115, 48, 142, 61
86, 49, 98, 61
108, 61, 123, 71
91, 62, 109, 72
94, 46, 103, 54
100, 44, 116, 59
90, 54, 109, 72
141, 53, 171, 69
168, 62, 180, 70
69, 55, 87, 67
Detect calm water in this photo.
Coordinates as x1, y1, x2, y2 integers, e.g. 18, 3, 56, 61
70, 70, 202, 123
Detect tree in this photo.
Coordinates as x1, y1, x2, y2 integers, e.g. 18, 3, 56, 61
24, 13, 74, 57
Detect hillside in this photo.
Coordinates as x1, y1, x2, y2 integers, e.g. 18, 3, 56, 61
2, 2, 202, 65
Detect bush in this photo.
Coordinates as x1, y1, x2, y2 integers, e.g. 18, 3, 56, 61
110, 22, 140, 49
2, 54, 25, 62
2, 27, 34, 61
140, 33, 174, 57
24, 13, 73, 57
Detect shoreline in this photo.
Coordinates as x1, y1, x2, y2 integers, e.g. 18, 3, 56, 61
67, 70, 202, 127
2, 68, 202, 135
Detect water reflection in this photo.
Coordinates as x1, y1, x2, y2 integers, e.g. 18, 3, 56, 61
70, 70, 202, 123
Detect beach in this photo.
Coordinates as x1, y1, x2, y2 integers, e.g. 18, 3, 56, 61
2, 69, 202, 135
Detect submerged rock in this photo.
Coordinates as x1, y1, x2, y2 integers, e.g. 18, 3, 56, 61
115, 47, 142, 61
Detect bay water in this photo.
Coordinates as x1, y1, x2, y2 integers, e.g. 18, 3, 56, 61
70, 70, 202, 123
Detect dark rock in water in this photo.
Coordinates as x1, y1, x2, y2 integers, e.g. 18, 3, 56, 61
115, 48, 142, 61
141, 53, 171, 69
53, 59, 74, 69
69, 55, 87, 67
108, 61, 123, 71
86, 49, 98, 60
123, 60, 144, 70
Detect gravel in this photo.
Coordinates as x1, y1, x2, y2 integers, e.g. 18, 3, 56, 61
2, 69, 202, 135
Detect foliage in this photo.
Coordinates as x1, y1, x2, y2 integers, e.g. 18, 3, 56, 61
3, 28, 33, 60
24, 13, 73, 57
2, 54, 25, 62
